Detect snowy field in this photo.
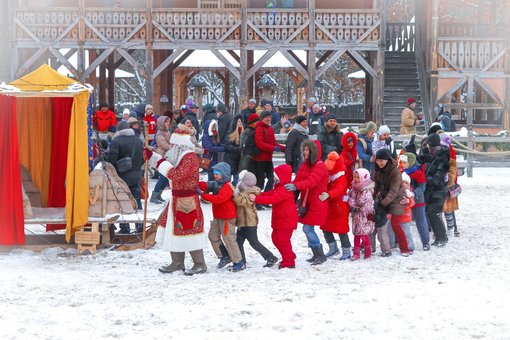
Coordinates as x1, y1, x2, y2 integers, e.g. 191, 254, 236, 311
1, 168, 510, 339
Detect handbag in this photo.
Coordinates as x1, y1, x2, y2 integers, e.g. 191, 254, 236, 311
116, 136, 136, 173
198, 157, 212, 170
448, 183, 462, 199
140, 177, 147, 200
296, 190, 309, 217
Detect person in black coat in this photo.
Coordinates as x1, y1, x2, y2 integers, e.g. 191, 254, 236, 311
216, 103, 232, 145
239, 113, 260, 174
241, 98, 257, 127
285, 115, 309, 173
224, 115, 244, 185
107, 121, 144, 234
202, 103, 217, 130
308, 104, 327, 135
185, 104, 201, 140
317, 116, 343, 161
419, 133, 450, 246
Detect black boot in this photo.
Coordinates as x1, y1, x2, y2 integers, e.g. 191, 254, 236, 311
306, 250, 316, 263
217, 244, 232, 268
311, 245, 327, 265
150, 191, 164, 204
118, 223, 130, 234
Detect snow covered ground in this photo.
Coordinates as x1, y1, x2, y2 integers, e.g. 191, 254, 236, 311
1, 168, 510, 339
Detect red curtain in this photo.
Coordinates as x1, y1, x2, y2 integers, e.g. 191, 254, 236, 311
46, 97, 73, 231
0, 95, 25, 245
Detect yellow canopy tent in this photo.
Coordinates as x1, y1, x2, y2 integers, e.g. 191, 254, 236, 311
0, 64, 91, 244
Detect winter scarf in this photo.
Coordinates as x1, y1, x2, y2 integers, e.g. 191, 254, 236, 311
292, 122, 309, 135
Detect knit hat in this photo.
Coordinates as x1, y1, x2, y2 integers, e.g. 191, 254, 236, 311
296, 115, 307, 124
127, 117, 139, 126
237, 170, 257, 190
307, 97, 317, 103
407, 98, 416, 105
401, 172, 411, 184
324, 151, 340, 171
378, 125, 391, 135
212, 162, 231, 180
180, 104, 187, 110
326, 115, 337, 122
122, 108, 130, 115
249, 98, 257, 104
145, 104, 153, 111
428, 122, 442, 135
99, 102, 109, 108
375, 148, 392, 160
427, 133, 441, 147
312, 103, 320, 110
117, 121, 129, 131
260, 98, 268, 107
405, 152, 416, 167
216, 103, 227, 113
247, 113, 260, 125
399, 154, 408, 163
360, 121, 377, 135
260, 110, 272, 120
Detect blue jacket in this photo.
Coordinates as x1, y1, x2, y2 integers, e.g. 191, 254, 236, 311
201, 120, 225, 168
357, 134, 374, 173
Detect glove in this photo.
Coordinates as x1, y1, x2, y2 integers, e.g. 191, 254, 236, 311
284, 183, 296, 191
342, 195, 349, 202
385, 137, 393, 145
233, 189, 239, 197
319, 192, 329, 201
274, 146, 281, 152
196, 188, 203, 195
203, 149, 209, 155
143, 147, 153, 161
198, 182, 207, 192
400, 197, 410, 205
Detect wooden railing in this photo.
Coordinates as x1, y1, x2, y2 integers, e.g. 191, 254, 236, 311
439, 23, 506, 38
385, 22, 415, 52
437, 37, 505, 70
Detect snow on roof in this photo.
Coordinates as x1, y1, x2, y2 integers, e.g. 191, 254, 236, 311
348, 70, 366, 79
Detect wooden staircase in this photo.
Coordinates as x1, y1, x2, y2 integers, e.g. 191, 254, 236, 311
383, 51, 425, 134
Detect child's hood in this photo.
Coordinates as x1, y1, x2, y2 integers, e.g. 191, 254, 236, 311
237, 170, 257, 190
274, 164, 292, 185
212, 162, 231, 184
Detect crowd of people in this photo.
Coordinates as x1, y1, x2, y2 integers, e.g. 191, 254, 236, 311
92, 96, 461, 275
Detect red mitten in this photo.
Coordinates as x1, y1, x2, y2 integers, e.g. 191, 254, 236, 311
198, 182, 207, 192
143, 147, 153, 161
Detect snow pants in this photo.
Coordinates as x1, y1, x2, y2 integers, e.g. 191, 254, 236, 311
271, 229, 295, 267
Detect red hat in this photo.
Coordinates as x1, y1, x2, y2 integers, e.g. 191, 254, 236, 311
247, 113, 260, 125
407, 98, 416, 104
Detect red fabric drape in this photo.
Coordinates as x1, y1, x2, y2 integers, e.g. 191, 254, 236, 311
0, 95, 25, 245
46, 97, 73, 231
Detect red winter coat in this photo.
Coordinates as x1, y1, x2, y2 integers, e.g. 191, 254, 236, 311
253, 120, 285, 162
93, 109, 117, 132
320, 153, 350, 234
340, 132, 358, 188
199, 181, 237, 219
255, 164, 297, 230
293, 140, 328, 226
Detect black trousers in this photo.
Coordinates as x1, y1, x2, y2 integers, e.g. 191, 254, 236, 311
236, 226, 274, 262
426, 211, 447, 242
255, 161, 274, 191
323, 231, 351, 248
119, 176, 143, 232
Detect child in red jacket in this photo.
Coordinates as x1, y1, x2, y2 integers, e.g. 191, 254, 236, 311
398, 172, 416, 253
250, 164, 298, 269
198, 162, 245, 272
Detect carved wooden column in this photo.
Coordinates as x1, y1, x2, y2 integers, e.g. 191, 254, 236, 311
307, 0, 316, 99
239, 0, 248, 102
145, 0, 154, 106
107, 54, 115, 110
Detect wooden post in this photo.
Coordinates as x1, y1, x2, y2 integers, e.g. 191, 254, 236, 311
247, 50, 254, 99
307, 0, 316, 99
99, 59, 107, 105
430, 0, 439, 111
77, 0, 85, 82
467, 126, 474, 178
224, 71, 231, 110
168, 66, 174, 110
107, 54, 115, 110
9, 0, 17, 81
145, 0, 154, 106
239, 0, 248, 102
505, 1, 510, 131
372, 50, 385, 126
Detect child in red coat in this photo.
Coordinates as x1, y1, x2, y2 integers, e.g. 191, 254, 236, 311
198, 162, 245, 272
250, 164, 298, 269
319, 152, 352, 260
340, 132, 359, 188
398, 172, 416, 253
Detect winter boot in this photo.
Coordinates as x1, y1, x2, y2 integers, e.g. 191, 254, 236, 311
159, 252, 185, 273
150, 191, 164, 204
339, 247, 351, 260
135, 223, 143, 233
263, 255, 278, 268
156, 190, 166, 202
185, 250, 207, 276
351, 247, 361, 261
230, 261, 246, 272
117, 223, 130, 234
363, 245, 372, 259
311, 245, 327, 265
325, 241, 340, 257
306, 250, 316, 263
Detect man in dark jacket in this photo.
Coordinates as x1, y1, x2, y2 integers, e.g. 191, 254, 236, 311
216, 103, 232, 145
285, 115, 309, 173
241, 98, 257, 127
107, 121, 144, 234
186, 104, 201, 139
308, 104, 327, 135
240, 114, 260, 174
202, 103, 217, 130
317, 116, 343, 160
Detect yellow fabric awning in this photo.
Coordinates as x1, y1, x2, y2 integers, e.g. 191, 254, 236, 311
9, 64, 77, 91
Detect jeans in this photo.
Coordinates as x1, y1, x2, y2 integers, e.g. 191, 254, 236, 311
323, 231, 351, 248
412, 205, 430, 246
154, 175, 169, 192
303, 224, 321, 248
370, 219, 391, 253
236, 226, 274, 262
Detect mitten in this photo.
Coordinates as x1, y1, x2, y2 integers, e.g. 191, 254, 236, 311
284, 183, 296, 191
196, 188, 203, 195
318, 192, 329, 201
274, 145, 281, 152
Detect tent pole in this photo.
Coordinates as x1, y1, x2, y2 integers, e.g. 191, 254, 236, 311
142, 123, 149, 245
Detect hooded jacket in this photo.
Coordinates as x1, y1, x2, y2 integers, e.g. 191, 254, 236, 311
317, 123, 343, 160
253, 120, 285, 162
93, 108, 117, 132
185, 111, 201, 139
232, 171, 261, 227
293, 140, 329, 226
107, 128, 144, 181
155, 116, 171, 156
340, 132, 358, 187
357, 133, 375, 173
255, 164, 298, 230
373, 157, 406, 215
201, 119, 225, 168
285, 123, 309, 173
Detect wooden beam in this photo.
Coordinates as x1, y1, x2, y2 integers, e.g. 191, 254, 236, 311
48, 47, 80, 79
82, 47, 115, 80
14, 18, 41, 43
217, 22, 241, 44
348, 50, 378, 79
116, 48, 148, 78
16, 47, 47, 77
355, 19, 380, 45
246, 21, 272, 44
211, 50, 240, 80
287, 50, 307, 71
437, 77, 467, 103
227, 50, 241, 64
316, 49, 345, 79
473, 77, 505, 107
314, 21, 338, 44
171, 50, 194, 70
280, 49, 309, 81
316, 50, 333, 68
481, 49, 507, 72
151, 19, 175, 43
107, 53, 115, 109
84, 18, 109, 43
246, 49, 278, 79
152, 48, 185, 79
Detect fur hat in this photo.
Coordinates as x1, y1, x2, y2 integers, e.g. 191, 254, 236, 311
237, 170, 257, 190
360, 121, 377, 135
117, 121, 129, 131
177, 123, 194, 135
405, 152, 416, 167
127, 117, 139, 126
296, 115, 307, 124
249, 98, 257, 104
260, 110, 272, 120
247, 113, 260, 125
407, 98, 416, 105
375, 148, 392, 160
401, 172, 411, 184
378, 125, 391, 135
427, 133, 441, 147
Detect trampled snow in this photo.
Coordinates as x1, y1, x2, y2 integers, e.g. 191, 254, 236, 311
1, 169, 509, 339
